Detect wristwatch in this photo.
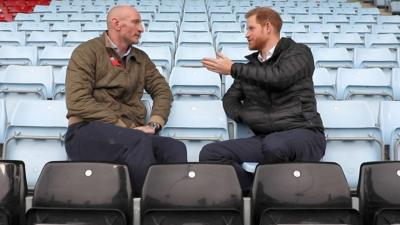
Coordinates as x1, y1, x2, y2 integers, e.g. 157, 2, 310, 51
147, 121, 162, 134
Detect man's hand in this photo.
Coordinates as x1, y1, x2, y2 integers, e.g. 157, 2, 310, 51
134, 125, 156, 134
202, 52, 233, 75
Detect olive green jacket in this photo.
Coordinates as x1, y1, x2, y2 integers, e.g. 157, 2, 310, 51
66, 32, 172, 128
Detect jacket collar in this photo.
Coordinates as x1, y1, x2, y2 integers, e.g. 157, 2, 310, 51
245, 37, 295, 63
102, 32, 141, 62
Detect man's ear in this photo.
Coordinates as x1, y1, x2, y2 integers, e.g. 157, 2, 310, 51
111, 18, 120, 30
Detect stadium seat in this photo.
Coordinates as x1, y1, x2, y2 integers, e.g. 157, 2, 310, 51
158, 5, 183, 17
0, 22, 18, 32
308, 24, 340, 38
38, 46, 76, 67
0, 46, 37, 65
284, 7, 308, 15
184, 5, 207, 14
215, 32, 247, 51
82, 22, 106, 32
280, 23, 306, 37
2, 100, 68, 189
379, 101, 400, 159
349, 15, 376, 26
372, 24, 400, 37
291, 33, 328, 48
210, 13, 237, 26
18, 21, 49, 33
153, 13, 181, 25
169, 67, 221, 100
178, 31, 213, 46
50, 22, 81, 34
0, 65, 53, 100
333, 7, 357, 16
211, 22, 242, 39
221, 46, 254, 63
329, 33, 364, 48
26, 31, 63, 47
311, 48, 353, 68
377, 15, 400, 25
341, 24, 371, 38
41, 13, 68, 23
252, 162, 360, 225
365, 33, 399, 48
14, 13, 40, 22
180, 21, 209, 32
26, 161, 133, 225
0, 31, 25, 46
358, 161, 400, 225
63, 32, 99, 47
354, 48, 398, 68
141, 163, 243, 225
33, 5, 56, 14
53, 66, 67, 100
175, 45, 215, 67
318, 100, 384, 189
140, 31, 176, 55
313, 67, 336, 100
294, 14, 322, 24
138, 45, 172, 75
208, 6, 232, 17
160, 100, 228, 161
147, 21, 178, 39
82, 5, 106, 14
323, 15, 350, 25
182, 13, 208, 22
0, 160, 27, 225
57, 5, 81, 14
68, 13, 97, 22
358, 7, 381, 16
309, 7, 333, 15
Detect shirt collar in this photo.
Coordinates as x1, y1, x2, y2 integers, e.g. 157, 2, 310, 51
258, 45, 276, 63
105, 32, 132, 58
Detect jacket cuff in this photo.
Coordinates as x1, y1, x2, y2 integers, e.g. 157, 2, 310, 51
149, 115, 166, 127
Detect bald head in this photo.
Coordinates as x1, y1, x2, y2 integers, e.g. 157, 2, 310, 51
107, 5, 139, 30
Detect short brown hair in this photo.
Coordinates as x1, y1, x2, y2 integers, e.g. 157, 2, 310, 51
245, 7, 282, 33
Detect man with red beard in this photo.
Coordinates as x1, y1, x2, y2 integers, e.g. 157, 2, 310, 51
65, 5, 187, 196
201, 7, 326, 194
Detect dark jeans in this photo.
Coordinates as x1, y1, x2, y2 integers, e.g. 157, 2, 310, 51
199, 128, 326, 194
65, 121, 187, 196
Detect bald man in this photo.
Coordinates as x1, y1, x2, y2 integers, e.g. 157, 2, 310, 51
65, 5, 187, 196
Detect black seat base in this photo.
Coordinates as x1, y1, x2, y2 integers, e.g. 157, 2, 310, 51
142, 211, 243, 225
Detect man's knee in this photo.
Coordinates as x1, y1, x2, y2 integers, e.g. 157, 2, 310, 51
199, 143, 221, 162
262, 140, 290, 163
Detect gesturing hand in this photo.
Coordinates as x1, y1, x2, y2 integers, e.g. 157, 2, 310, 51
202, 52, 233, 75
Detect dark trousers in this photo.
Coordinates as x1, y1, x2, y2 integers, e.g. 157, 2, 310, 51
199, 128, 326, 194
65, 121, 187, 196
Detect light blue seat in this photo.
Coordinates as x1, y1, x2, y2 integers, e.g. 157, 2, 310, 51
154, 13, 181, 26
14, 13, 40, 22
280, 14, 294, 24
180, 21, 209, 32
391, 1, 400, 15
0, 31, 25, 46
18, 22, 49, 33
311, 48, 353, 68
57, 5, 81, 14
371, 24, 400, 36
184, 5, 207, 14
160, 100, 228, 161
313, 67, 336, 100
318, 100, 383, 189
71, 0, 92, 6
178, 31, 213, 47
292, 33, 328, 48
41, 13, 68, 23
33, 5, 56, 14
208, 6, 232, 17
349, 15, 376, 26
0, 65, 53, 100
322, 15, 349, 25
182, 13, 208, 22
210, 14, 237, 25
0, 22, 18, 32
148, 22, 178, 39
392, 68, 400, 101
82, 5, 106, 14
294, 15, 322, 24
93, 0, 116, 7
96, 13, 107, 23
377, 15, 400, 25
53, 66, 66, 100
309, 24, 339, 38
215, 32, 247, 51
50, 22, 81, 34
309, 7, 333, 15
175, 45, 215, 67
82, 22, 106, 33
38, 46, 76, 67
284, 7, 308, 15
211, 22, 241, 39
280, 23, 306, 37
333, 7, 357, 16
158, 5, 183, 16
357, 7, 381, 16
343, 2, 362, 8
26, 31, 63, 47
138, 45, 172, 75
140, 31, 176, 55
354, 48, 398, 68
2, 100, 68, 189
379, 101, 400, 159
0, 99, 6, 143
365, 33, 400, 48
169, 67, 221, 100
63, 32, 99, 47
68, 14, 97, 22
0, 46, 37, 66
221, 46, 254, 63
340, 24, 370, 38
328, 33, 364, 48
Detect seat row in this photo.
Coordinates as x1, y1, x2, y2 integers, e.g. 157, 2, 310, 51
2, 160, 400, 225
